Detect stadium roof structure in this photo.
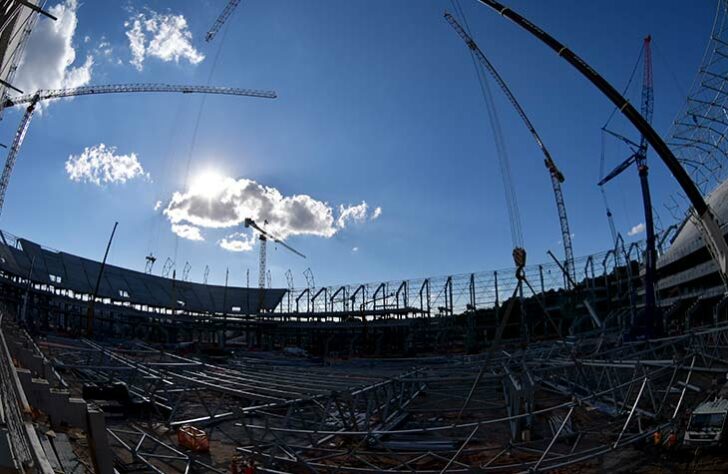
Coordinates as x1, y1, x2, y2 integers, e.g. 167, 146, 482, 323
0, 231, 284, 314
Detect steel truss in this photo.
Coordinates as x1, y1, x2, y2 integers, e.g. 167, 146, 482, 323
280, 247, 635, 320
40, 337, 418, 430
229, 325, 728, 473
665, 0, 728, 219
26, 316, 728, 471
107, 426, 225, 474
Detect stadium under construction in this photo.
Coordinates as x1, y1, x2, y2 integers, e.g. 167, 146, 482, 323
3, 1, 728, 473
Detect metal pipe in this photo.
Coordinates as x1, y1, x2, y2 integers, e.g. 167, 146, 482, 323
613, 377, 647, 447
87, 221, 118, 336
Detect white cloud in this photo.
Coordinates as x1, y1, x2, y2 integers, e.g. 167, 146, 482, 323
154, 200, 162, 211
65, 143, 149, 186
171, 224, 204, 241
337, 202, 369, 229
163, 175, 380, 245
336, 202, 382, 229
219, 232, 257, 252
124, 9, 204, 71
628, 223, 646, 236
93, 37, 115, 61
352, 246, 359, 252
14, 0, 93, 101
126, 15, 145, 70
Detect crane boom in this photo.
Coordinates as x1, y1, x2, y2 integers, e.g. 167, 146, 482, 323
597, 36, 659, 335
0, 93, 38, 215
445, 12, 576, 284
635, 35, 659, 334
206, 0, 241, 42
244, 218, 306, 258
0, 83, 276, 218
3, 83, 275, 108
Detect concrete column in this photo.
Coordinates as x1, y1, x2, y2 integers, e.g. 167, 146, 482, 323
66, 398, 88, 430
26, 378, 50, 410
48, 389, 70, 430
86, 407, 113, 474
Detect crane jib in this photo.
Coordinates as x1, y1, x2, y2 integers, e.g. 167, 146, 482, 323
3, 84, 277, 108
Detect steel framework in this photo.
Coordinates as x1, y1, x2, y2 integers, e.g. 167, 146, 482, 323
665, 0, 728, 220
32, 321, 728, 472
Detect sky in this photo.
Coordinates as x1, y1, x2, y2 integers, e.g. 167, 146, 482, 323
0, 0, 719, 289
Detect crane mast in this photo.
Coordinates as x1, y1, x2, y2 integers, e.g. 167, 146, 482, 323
597, 36, 658, 335
0, 83, 276, 217
445, 13, 576, 285
244, 218, 305, 292
259, 235, 267, 289
636, 35, 659, 334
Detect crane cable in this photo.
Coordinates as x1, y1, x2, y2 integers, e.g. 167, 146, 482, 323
145, 99, 186, 259
451, 0, 524, 250
599, 43, 645, 240
171, 14, 236, 267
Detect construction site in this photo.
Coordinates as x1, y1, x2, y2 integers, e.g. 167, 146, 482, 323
3, 0, 728, 472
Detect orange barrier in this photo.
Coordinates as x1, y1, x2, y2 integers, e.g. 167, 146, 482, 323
177, 425, 209, 452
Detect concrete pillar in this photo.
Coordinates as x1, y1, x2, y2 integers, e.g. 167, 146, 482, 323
86, 407, 113, 474
26, 378, 50, 410
48, 388, 70, 430
15, 367, 31, 388
66, 398, 88, 430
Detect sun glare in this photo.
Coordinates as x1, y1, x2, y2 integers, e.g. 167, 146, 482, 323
191, 170, 224, 199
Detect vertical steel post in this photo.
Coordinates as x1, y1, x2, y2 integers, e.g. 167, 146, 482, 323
86, 222, 118, 337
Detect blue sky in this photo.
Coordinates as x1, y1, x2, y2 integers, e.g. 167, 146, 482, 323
1, 0, 718, 288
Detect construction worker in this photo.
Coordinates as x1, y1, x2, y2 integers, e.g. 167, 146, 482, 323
652, 430, 662, 447
244, 460, 256, 474
666, 431, 678, 450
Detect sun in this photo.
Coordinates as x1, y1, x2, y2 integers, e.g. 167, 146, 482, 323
191, 170, 224, 199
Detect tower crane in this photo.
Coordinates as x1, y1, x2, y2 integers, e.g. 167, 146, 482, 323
598, 36, 658, 335
206, 0, 241, 42
0, 83, 276, 217
445, 13, 576, 286
244, 218, 305, 290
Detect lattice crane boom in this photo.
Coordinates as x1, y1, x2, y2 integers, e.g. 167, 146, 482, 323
0, 83, 276, 218
598, 36, 660, 334
0, 93, 37, 215
640, 36, 654, 148
636, 35, 659, 333
206, 0, 241, 42
3, 83, 275, 108
445, 12, 575, 284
